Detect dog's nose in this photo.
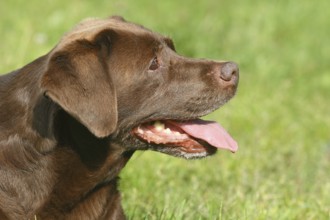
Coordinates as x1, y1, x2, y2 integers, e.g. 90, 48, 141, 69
220, 62, 239, 82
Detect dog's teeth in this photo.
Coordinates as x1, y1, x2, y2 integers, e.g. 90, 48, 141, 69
164, 128, 172, 134
174, 132, 181, 136
154, 121, 165, 131
137, 127, 144, 134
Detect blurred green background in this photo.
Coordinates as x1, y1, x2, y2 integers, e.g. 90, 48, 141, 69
1, 0, 329, 219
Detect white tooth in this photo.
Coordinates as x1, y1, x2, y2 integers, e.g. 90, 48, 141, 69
137, 127, 144, 134
174, 132, 181, 136
154, 121, 165, 131
164, 128, 172, 134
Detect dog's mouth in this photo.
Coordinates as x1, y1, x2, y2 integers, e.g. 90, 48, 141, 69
132, 119, 238, 158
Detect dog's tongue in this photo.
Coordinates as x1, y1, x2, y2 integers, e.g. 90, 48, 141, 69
170, 119, 238, 152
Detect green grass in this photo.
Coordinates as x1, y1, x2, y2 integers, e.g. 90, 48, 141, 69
1, 0, 329, 219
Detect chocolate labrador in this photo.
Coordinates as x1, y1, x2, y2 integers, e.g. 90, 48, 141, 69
0, 16, 239, 219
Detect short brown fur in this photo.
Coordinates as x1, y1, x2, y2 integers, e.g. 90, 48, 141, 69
0, 16, 238, 219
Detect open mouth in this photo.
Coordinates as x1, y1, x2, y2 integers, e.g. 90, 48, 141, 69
132, 119, 238, 155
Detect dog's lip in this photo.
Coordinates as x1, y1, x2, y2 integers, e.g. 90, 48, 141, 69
131, 119, 238, 153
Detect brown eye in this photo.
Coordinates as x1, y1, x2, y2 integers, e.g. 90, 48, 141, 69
149, 57, 159, 71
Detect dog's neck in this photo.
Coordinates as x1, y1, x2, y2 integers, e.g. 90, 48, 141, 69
1, 62, 132, 218
33, 96, 133, 218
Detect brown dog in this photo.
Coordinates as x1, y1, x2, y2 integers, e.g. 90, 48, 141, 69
0, 16, 239, 219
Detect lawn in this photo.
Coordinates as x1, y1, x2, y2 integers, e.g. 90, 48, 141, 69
1, 0, 329, 219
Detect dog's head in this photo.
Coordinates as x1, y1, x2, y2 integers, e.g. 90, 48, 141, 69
41, 16, 239, 159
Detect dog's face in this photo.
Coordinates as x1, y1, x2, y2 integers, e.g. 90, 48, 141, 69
41, 16, 239, 159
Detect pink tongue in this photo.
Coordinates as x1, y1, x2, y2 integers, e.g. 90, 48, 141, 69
170, 119, 238, 153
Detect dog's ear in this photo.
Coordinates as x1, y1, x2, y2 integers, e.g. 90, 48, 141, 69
109, 15, 126, 22
41, 30, 117, 138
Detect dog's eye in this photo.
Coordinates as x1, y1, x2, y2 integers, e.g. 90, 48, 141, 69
149, 57, 159, 71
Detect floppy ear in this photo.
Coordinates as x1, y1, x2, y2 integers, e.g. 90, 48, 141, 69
41, 32, 117, 138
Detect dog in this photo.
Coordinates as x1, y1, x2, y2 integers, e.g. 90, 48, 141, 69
0, 16, 239, 219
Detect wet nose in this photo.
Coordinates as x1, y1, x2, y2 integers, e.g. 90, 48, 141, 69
220, 62, 239, 82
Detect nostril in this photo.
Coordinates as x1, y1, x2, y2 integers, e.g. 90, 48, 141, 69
220, 62, 239, 81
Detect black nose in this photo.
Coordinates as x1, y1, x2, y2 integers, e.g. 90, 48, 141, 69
220, 62, 239, 81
